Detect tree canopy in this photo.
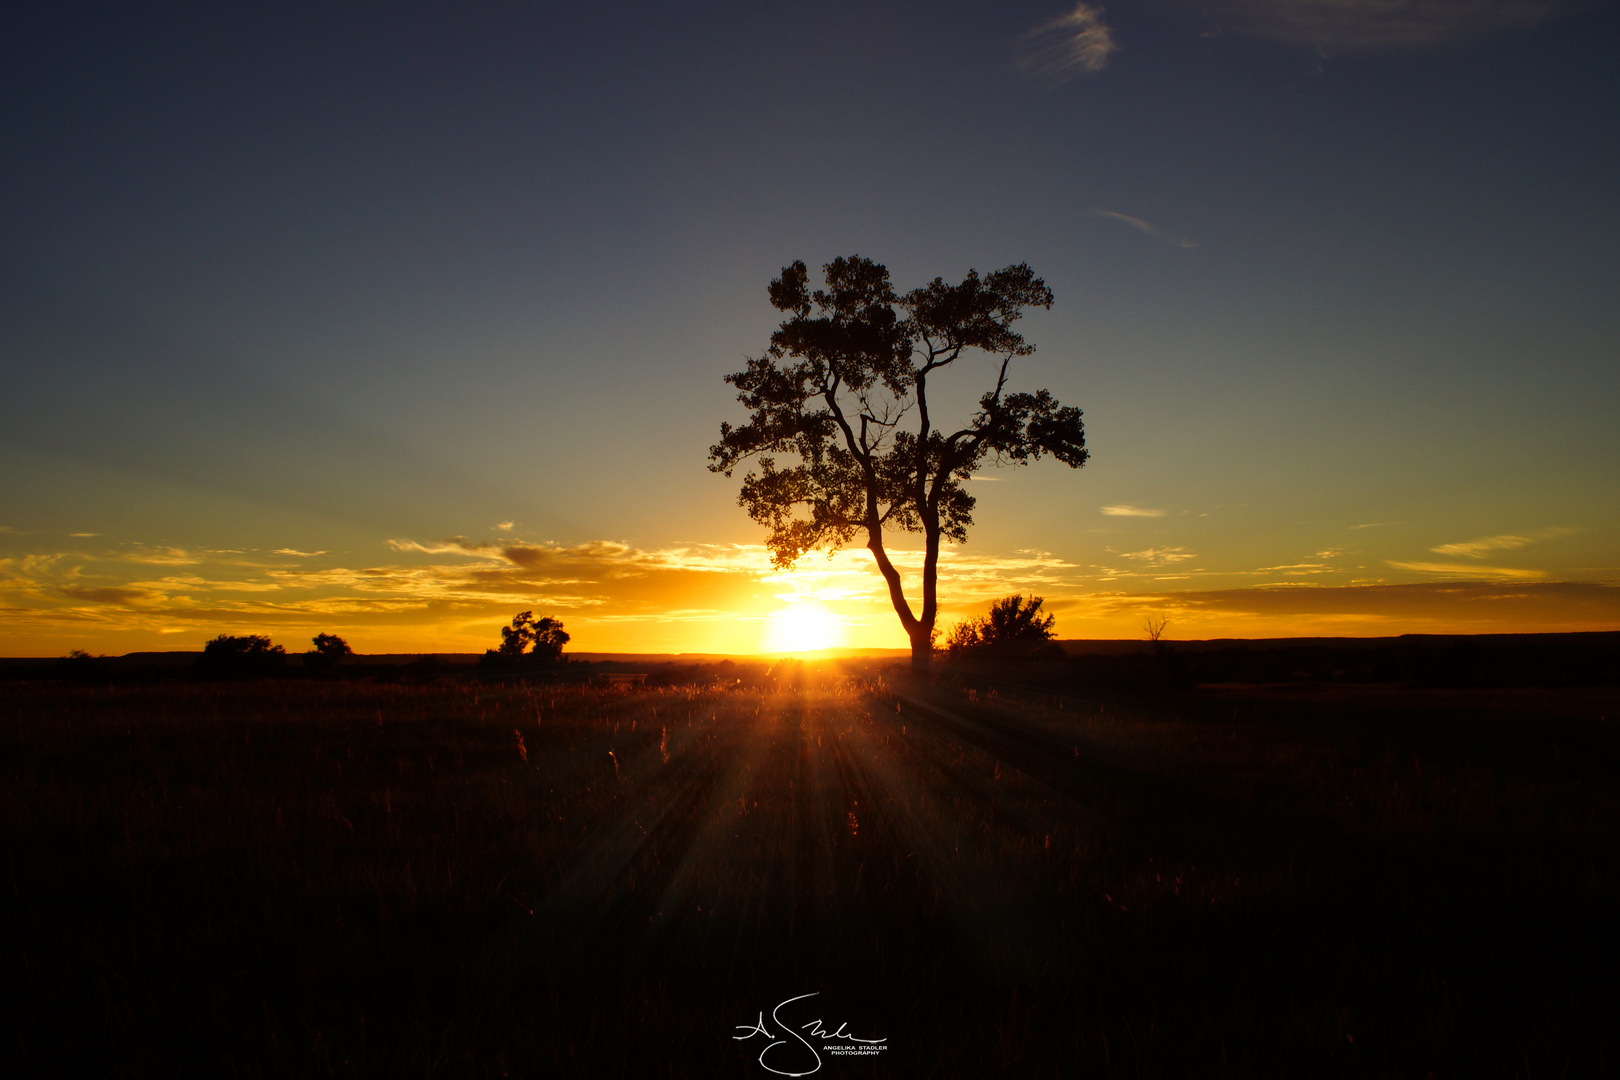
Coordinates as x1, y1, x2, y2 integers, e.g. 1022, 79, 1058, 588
304, 633, 353, 671
197, 634, 287, 679
486, 611, 570, 665
946, 594, 1059, 657
710, 256, 1087, 670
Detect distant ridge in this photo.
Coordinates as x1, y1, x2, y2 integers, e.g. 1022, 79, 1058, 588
3, 631, 1616, 668
1058, 630, 1620, 656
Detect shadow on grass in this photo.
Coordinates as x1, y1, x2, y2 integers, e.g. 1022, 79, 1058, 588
3, 666, 1616, 1076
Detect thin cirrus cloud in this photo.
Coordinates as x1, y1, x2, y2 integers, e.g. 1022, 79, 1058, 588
1386, 560, 1545, 580
1069, 581, 1620, 633
1017, 2, 1119, 85
1196, 0, 1590, 52
1100, 504, 1166, 517
1430, 527, 1576, 558
1120, 546, 1196, 566
1092, 210, 1198, 249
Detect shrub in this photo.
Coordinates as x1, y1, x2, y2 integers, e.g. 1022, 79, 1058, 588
946, 595, 1060, 658
481, 612, 569, 672
303, 633, 353, 672
196, 634, 287, 679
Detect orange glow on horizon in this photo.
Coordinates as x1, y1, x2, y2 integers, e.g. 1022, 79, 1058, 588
761, 603, 847, 655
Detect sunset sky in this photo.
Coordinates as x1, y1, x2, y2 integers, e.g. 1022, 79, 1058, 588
3, 1, 1618, 656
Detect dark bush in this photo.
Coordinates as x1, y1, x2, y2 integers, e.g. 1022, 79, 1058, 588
947, 595, 1062, 658
195, 634, 286, 680
303, 633, 353, 672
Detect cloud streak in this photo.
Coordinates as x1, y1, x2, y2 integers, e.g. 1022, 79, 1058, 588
1100, 504, 1167, 517
1062, 580, 1620, 634
1092, 210, 1198, 248
1430, 527, 1576, 557
1195, 0, 1589, 53
1386, 560, 1545, 580
1120, 546, 1197, 566
1018, 3, 1119, 85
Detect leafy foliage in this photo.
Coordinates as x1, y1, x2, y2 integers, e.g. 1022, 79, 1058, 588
486, 611, 570, 666
304, 633, 353, 671
947, 594, 1059, 657
311, 633, 352, 657
710, 256, 1087, 666
197, 634, 287, 679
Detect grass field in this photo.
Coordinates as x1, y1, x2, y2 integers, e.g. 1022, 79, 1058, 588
3, 663, 1616, 1077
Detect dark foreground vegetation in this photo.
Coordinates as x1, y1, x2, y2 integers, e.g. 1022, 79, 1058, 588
3, 655, 1616, 1077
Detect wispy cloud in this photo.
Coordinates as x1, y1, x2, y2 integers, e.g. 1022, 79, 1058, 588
1100, 504, 1166, 517
272, 548, 326, 558
1386, 560, 1545, 580
1065, 580, 1620, 635
118, 546, 201, 566
1430, 527, 1576, 558
1017, 2, 1119, 85
1201, 0, 1588, 53
495, 521, 515, 531
1121, 546, 1197, 566
56, 585, 152, 606
1091, 210, 1198, 249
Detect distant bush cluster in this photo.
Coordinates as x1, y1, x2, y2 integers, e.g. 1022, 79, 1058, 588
190, 633, 352, 679
480, 611, 570, 674
196, 634, 287, 679
946, 595, 1062, 659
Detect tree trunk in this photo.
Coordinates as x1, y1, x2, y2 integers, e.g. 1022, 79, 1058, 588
908, 625, 933, 674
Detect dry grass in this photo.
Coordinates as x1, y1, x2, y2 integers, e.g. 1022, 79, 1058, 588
3, 667, 1616, 1076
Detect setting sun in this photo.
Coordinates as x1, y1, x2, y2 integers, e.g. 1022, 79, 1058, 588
762, 603, 845, 654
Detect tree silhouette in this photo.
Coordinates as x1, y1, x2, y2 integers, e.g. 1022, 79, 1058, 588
946, 594, 1059, 657
311, 633, 352, 656
487, 611, 569, 666
710, 256, 1088, 671
304, 633, 353, 672
197, 634, 286, 679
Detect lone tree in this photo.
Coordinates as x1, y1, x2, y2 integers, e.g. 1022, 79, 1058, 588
946, 594, 1059, 658
710, 256, 1088, 671
304, 632, 353, 671
486, 611, 570, 665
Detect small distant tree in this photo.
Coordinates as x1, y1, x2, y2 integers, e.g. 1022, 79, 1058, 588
59, 649, 105, 682
312, 632, 352, 656
1143, 615, 1169, 643
946, 594, 1059, 658
304, 632, 353, 672
197, 634, 286, 679
486, 611, 570, 667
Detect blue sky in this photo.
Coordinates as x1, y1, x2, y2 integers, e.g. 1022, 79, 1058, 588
3, 0, 1617, 654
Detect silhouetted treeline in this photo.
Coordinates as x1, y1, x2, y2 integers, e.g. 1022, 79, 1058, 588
946, 632, 1620, 690
5, 632, 1616, 687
